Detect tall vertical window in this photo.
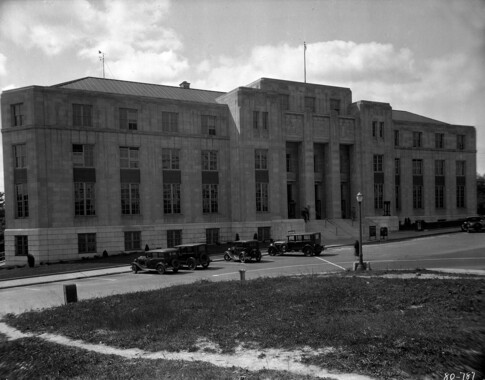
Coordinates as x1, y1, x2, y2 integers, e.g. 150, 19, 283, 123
124, 231, 141, 251
162, 149, 180, 170
206, 228, 220, 245
78, 233, 96, 254
435, 160, 445, 176
11, 103, 24, 126
15, 236, 28, 256
412, 132, 422, 148
262, 112, 269, 132
120, 147, 139, 168
74, 182, 96, 216
202, 115, 216, 136
395, 185, 401, 210
330, 98, 340, 114
413, 185, 423, 209
435, 185, 445, 209
456, 161, 466, 176
304, 96, 315, 112
394, 130, 400, 147
374, 183, 383, 209
13, 144, 26, 168
456, 185, 466, 208
372, 121, 377, 137
201, 150, 218, 171
457, 134, 465, 150
435, 133, 444, 149
15, 184, 29, 218
395, 158, 400, 175
73, 144, 94, 167
119, 108, 138, 130
161, 111, 178, 132
255, 150, 268, 170
412, 159, 423, 175
167, 230, 182, 247
73, 104, 93, 127
379, 122, 384, 138
280, 94, 289, 111
253, 111, 259, 131
256, 183, 269, 212
373, 155, 383, 172
121, 183, 140, 214
163, 184, 181, 214
202, 184, 218, 213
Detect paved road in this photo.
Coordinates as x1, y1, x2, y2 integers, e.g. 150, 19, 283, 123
0, 233, 484, 316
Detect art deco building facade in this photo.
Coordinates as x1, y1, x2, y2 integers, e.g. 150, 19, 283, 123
1, 77, 476, 264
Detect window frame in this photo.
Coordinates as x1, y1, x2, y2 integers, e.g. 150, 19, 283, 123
121, 183, 140, 215
74, 182, 96, 216
202, 115, 216, 136
15, 235, 28, 256
202, 184, 218, 213
73, 104, 93, 127
13, 144, 26, 168
15, 183, 29, 218
124, 231, 141, 251
163, 183, 181, 214
256, 182, 269, 212
201, 150, 218, 171
78, 233, 96, 254
119, 108, 138, 130
120, 147, 139, 169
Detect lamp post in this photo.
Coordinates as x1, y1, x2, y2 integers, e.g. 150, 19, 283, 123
356, 192, 366, 270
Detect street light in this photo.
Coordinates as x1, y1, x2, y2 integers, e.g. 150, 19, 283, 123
356, 192, 366, 270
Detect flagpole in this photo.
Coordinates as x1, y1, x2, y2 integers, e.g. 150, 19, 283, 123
99, 51, 105, 79
304, 42, 307, 83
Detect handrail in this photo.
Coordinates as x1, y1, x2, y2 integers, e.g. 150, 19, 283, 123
324, 219, 339, 236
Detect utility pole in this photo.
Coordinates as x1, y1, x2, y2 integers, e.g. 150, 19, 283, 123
99, 50, 105, 79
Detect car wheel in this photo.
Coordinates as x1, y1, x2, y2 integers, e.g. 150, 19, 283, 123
224, 253, 232, 261
200, 254, 210, 268
171, 259, 180, 273
156, 264, 166, 274
131, 264, 138, 274
268, 247, 276, 256
280, 244, 287, 254
475, 224, 482, 232
303, 247, 313, 256
255, 250, 262, 262
239, 252, 247, 263
314, 247, 322, 256
187, 257, 197, 270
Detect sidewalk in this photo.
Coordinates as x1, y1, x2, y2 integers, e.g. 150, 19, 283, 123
0, 227, 474, 290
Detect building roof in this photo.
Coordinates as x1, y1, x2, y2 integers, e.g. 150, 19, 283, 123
392, 110, 448, 125
52, 77, 226, 104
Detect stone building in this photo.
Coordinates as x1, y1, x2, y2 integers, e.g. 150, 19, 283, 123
1, 77, 476, 265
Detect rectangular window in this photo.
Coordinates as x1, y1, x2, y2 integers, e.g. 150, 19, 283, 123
304, 96, 315, 112
162, 149, 180, 170
72, 144, 94, 167
374, 183, 383, 209
330, 98, 340, 114
395, 185, 401, 210
435, 185, 445, 209
74, 182, 96, 216
163, 184, 181, 214
395, 158, 400, 175
262, 112, 269, 131
394, 130, 400, 147
372, 121, 377, 137
256, 182, 269, 212
202, 184, 218, 213
413, 185, 423, 209
435, 160, 445, 176
121, 183, 140, 215
412, 159, 423, 176
124, 231, 141, 251
456, 160, 466, 176
120, 147, 139, 169
167, 230, 182, 248
253, 111, 259, 131
286, 154, 292, 172
13, 144, 26, 168
456, 185, 466, 208
119, 108, 138, 130
379, 122, 384, 138
280, 94, 289, 111
162, 111, 178, 132
15, 236, 28, 256
15, 184, 29, 218
206, 228, 220, 245
201, 150, 218, 171
78, 233, 96, 254
373, 155, 383, 172
73, 104, 93, 127
413, 132, 422, 148
435, 133, 444, 149
255, 149, 268, 170
11, 103, 24, 126
202, 115, 216, 136
457, 134, 465, 150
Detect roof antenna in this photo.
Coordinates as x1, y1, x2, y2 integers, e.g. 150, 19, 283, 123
98, 50, 105, 79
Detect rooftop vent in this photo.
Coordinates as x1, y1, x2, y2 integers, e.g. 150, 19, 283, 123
179, 81, 190, 89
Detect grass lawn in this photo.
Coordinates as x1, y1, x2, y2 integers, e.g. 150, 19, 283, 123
1, 273, 484, 379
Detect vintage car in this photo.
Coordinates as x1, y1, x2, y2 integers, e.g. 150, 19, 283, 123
175, 243, 211, 270
268, 232, 324, 256
461, 216, 485, 232
224, 240, 262, 263
131, 248, 181, 274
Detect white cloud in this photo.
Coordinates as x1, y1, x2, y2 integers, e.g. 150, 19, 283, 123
0, 53, 6, 76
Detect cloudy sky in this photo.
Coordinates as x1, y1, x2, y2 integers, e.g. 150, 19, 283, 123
0, 0, 484, 191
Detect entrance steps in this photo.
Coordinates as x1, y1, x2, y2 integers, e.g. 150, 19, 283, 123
305, 219, 359, 244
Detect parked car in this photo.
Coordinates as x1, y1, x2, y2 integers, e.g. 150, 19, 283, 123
131, 248, 180, 274
268, 232, 324, 256
175, 243, 211, 270
224, 240, 262, 263
461, 216, 485, 232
